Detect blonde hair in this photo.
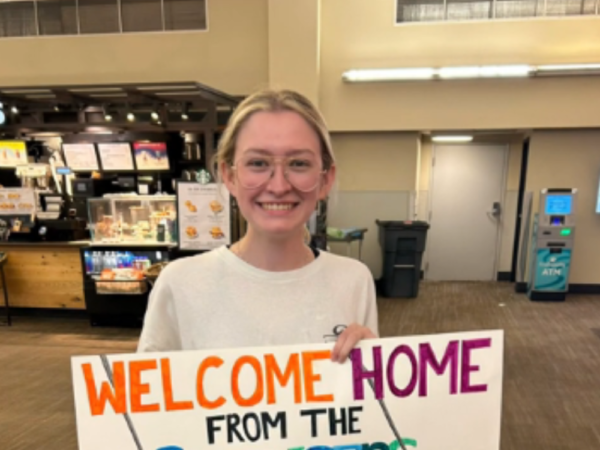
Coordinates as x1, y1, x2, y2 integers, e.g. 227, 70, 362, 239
214, 89, 335, 175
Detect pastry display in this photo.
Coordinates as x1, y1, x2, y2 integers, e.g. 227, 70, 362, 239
210, 226, 225, 239
210, 200, 223, 214
185, 200, 197, 213
95, 268, 147, 295
88, 196, 177, 244
186, 226, 198, 238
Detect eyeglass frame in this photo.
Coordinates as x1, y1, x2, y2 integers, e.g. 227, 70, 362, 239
229, 155, 329, 192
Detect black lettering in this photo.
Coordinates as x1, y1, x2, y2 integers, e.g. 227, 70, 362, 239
242, 413, 260, 442
328, 407, 348, 436
206, 415, 225, 445
300, 408, 327, 437
227, 413, 245, 443
349, 406, 363, 434
261, 411, 287, 439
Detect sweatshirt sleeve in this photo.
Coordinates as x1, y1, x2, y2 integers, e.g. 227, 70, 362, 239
137, 268, 182, 352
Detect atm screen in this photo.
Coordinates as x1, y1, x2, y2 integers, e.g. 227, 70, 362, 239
545, 195, 572, 215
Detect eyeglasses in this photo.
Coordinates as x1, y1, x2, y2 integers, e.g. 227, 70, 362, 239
231, 154, 327, 192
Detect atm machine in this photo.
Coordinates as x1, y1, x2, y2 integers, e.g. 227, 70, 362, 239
527, 188, 577, 301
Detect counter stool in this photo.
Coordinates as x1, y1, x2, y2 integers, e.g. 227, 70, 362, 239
0, 252, 10, 326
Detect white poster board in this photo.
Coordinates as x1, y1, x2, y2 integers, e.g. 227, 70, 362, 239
63, 143, 99, 171
177, 182, 231, 250
0, 188, 36, 216
98, 143, 134, 171
71, 330, 504, 450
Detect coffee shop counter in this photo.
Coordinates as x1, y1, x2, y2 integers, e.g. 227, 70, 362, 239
0, 240, 90, 310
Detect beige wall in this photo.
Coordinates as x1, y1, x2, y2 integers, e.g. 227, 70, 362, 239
320, 0, 600, 131
328, 132, 417, 276
268, 0, 320, 104
526, 130, 600, 284
0, 0, 269, 95
331, 132, 418, 191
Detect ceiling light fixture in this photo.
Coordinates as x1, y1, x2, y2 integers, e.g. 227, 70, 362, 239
127, 112, 135, 122
343, 63, 600, 82
432, 135, 473, 143
536, 63, 600, 76
10, 106, 19, 114
343, 68, 436, 82
181, 103, 189, 120
151, 111, 160, 121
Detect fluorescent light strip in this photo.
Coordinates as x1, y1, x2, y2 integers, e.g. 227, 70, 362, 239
432, 136, 473, 143
343, 63, 600, 82
537, 63, 600, 71
343, 68, 435, 82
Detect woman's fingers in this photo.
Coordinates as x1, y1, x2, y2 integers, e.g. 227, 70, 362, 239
331, 324, 376, 363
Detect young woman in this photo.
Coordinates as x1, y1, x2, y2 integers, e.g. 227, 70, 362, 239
138, 89, 377, 363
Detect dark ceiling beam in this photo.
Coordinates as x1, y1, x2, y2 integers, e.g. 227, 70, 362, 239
0, 92, 48, 106
51, 89, 91, 106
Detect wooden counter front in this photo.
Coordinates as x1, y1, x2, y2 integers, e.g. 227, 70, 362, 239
0, 242, 88, 310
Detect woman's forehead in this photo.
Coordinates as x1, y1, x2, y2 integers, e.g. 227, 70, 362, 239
236, 110, 320, 155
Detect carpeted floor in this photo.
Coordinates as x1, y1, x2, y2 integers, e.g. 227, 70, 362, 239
1, 281, 599, 449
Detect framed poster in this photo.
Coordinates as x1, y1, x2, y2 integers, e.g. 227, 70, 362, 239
177, 181, 231, 250
63, 143, 99, 171
71, 330, 504, 450
0, 141, 27, 167
133, 142, 170, 171
97, 143, 134, 171
0, 188, 36, 216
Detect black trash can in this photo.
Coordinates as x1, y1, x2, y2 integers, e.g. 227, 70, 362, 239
376, 220, 430, 298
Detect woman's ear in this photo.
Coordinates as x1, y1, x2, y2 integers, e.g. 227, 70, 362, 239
319, 164, 336, 200
220, 161, 237, 198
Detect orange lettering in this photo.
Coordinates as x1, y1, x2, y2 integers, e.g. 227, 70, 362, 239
82, 362, 127, 416
196, 356, 226, 409
161, 358, 194, 412
302, 351, 334, 402
232, 356, 264, 407
129, 360, 160, 413
265, 353, 302, 404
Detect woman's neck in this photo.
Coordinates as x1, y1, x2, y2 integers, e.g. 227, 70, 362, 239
232, 228, 313, 272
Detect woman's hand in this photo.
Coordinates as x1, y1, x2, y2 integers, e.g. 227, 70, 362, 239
331, 323, 376, 363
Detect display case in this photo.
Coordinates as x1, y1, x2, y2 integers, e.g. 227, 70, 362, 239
88, 195, 177, 244
80, 245, 173, 326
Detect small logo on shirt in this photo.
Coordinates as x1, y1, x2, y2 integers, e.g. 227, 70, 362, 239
323, 324, 347, 342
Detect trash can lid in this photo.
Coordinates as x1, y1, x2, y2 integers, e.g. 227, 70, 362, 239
375, 220, 430, 230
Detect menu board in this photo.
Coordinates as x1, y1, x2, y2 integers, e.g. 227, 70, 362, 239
0, 141, 28, 167
177, 182, 231, 250
97, 143, 134, 171
63, 143, 99, 171
133, 142, 170, 171
0, 188, 36, 216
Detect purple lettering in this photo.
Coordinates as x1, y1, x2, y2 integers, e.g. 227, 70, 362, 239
418, 340, 459, 397
387, 345, 418, 398
350, 347, 383, 400
461, 338, 491, 394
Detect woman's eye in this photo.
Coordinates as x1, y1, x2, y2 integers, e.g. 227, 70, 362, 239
289, 159, 311, 168
247, 159, 270, 168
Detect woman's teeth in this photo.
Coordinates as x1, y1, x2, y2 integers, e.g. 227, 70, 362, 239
261, 203, 295, 211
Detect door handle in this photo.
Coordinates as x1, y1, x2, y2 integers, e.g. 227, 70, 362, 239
490, 201, 502, 218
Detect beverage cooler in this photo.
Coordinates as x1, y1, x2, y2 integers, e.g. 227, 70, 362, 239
80, 194, 177, 326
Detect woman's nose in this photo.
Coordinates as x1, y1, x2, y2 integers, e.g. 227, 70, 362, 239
266, 164, 292, 193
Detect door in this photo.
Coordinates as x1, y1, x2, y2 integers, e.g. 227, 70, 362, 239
426, 144, 507, 281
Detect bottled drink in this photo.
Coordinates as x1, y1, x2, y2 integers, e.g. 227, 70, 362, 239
84, 252, 93, 274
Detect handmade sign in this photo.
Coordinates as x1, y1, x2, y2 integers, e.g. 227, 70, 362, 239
71, 330, 503, 450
